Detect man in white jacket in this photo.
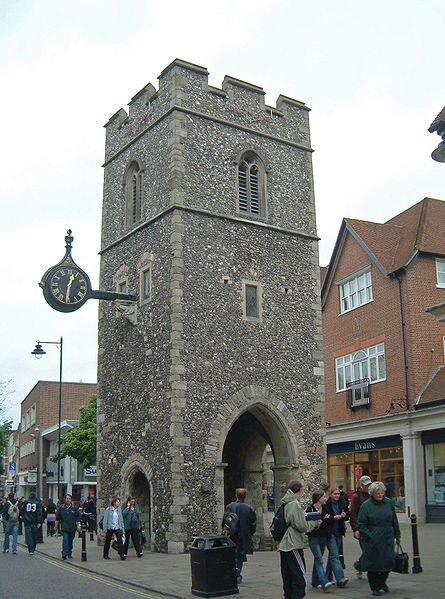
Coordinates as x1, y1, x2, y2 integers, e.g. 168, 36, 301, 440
278, 481, 322, 599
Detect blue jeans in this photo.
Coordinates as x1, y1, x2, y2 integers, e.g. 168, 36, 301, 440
3, 521, 18, 553
25, 524, 38, 553
308, 535, 329, 587
325, 534, 345, 583
62, 531, 76, 557
235, 547, 245, 581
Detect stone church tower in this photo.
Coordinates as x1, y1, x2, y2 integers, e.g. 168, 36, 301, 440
97, 59, 325, 553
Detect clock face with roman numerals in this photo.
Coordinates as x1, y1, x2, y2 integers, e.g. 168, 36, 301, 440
48, 266, 89, 306
39, 229, 92, 312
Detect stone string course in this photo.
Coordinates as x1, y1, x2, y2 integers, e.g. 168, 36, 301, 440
97, 59, 325, 553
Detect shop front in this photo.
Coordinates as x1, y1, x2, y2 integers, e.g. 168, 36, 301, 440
423, 428, 445, 522
328, 435, 405, 512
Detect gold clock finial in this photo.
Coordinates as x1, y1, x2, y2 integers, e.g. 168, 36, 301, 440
65, 229, 73, 248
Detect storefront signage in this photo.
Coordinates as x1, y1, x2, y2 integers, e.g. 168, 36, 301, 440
328, 435, 402, 455
354, 441, 376, 450
85, 465, 97, 476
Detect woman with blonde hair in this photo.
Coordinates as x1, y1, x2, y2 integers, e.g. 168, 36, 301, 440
102, 497, 126, 560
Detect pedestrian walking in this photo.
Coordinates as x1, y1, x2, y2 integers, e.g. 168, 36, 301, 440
22, 492, 43, 555
2, 492, 20, 554
82, 496, 97, 535
46, 499, 57, 536
325, 487, 349, 586
224, 488, 256, 584
350, 475, 372, 577
102, 497, 126, 560
358, 481, 401, 596
278, 480, 322, 599
122, 496, 143, 557
54, 494, 82, 560
305, 490, 333, 592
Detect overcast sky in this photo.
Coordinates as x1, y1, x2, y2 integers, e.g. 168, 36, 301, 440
1, 0, 443, 426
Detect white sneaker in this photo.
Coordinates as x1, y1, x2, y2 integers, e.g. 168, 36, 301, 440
323, 582, 333, 591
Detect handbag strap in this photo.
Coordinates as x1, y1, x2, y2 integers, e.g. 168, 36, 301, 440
395, 540, 405, 554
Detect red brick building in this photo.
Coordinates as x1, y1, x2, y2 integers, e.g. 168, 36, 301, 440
321, 197, 445, 522
16, 380, 97, 503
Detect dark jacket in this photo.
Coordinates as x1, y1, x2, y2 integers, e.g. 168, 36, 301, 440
56, 504, 81, 533
325, 496, 350, 537
122, 504, 141, 530
358, 496, 401, 572
22, 494, 43, 526
305, 503, 331, 539
350, 488, 370, 531
225, 499, 256, 555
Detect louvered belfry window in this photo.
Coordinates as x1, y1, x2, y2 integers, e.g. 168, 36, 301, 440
238, 153, 262, 216
126, 161, 143, 227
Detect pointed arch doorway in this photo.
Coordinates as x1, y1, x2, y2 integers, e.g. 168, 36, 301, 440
126, 469, 152, 548
222, 404, 295, 546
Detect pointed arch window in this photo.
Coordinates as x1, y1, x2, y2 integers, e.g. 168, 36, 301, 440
237, 152, 264, 217
125, 161, 143, 228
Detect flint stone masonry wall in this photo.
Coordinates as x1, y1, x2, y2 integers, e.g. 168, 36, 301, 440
97, 59, 325, 553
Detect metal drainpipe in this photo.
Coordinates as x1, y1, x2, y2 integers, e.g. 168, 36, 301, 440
396, 274, 410, 411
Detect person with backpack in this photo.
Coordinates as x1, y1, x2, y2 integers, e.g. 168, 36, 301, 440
22, 492, 43, 555
2, 492, 20, 554
223, 488, 256, 585
277, 480, 322, 599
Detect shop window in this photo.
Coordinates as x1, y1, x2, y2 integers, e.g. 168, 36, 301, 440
425, 442, 445, 504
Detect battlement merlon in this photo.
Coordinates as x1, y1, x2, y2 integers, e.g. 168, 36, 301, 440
103, 59, 312, 154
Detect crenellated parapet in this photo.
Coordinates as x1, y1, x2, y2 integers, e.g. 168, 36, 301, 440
103, 59, 312, 164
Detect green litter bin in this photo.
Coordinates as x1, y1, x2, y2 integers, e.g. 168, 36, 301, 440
190, 535, 239, 597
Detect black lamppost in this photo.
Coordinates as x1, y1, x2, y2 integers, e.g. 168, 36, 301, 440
31, 337, 63, 504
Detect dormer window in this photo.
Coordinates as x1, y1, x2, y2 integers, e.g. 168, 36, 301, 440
237, 152, 265, 218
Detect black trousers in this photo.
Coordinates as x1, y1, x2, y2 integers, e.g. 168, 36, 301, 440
103, 529, 124, 557
280, 549, 307, 599
123, 527, 142, 555
367, 571, 389, 591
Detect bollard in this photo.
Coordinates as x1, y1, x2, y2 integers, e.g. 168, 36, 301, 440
81, 526, 87, 562
410, 514, 422, 573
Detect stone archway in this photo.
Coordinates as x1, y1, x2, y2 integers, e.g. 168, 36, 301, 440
121, 454, 153, 548
210, 386, 307, 547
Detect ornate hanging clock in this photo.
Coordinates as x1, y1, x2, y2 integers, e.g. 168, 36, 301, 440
39, 230, 92, 312
39, 229, 137, 315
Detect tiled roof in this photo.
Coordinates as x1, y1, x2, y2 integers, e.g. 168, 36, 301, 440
347, 198, 445, 273
416, 366, 445, 406
428, 106, 445, 133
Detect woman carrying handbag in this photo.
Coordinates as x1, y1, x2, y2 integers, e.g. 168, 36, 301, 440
122, 496, 143, 558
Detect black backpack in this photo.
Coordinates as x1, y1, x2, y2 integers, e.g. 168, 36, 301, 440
221, 510, 239, 541
270, 504, 289, 542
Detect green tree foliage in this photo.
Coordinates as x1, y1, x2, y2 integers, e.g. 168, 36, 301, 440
51, 394, 96, 469
0, 421, 12, 475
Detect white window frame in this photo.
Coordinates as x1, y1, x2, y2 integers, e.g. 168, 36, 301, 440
338, 267, 373, 314
436, 258, 445, 288
336, 342, 386, 392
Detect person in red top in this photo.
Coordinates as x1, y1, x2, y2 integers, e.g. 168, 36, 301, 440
349, 475, 372, 577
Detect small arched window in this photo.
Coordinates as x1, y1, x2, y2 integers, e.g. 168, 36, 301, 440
237, 152, 264, 217
125, 161, 143, 228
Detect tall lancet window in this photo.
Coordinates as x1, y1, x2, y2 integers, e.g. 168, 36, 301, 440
237, 152, 264, 217
125, 161, 143, 228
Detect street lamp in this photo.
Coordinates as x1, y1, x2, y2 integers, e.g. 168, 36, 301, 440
31, 336, 63, 504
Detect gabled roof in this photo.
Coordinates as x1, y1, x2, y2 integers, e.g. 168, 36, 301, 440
428, 106, 445, 134
321, 198, 445, 306
415, 366, 445, 407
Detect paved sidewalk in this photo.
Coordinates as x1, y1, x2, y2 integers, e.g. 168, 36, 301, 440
14, 523, 444, 599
